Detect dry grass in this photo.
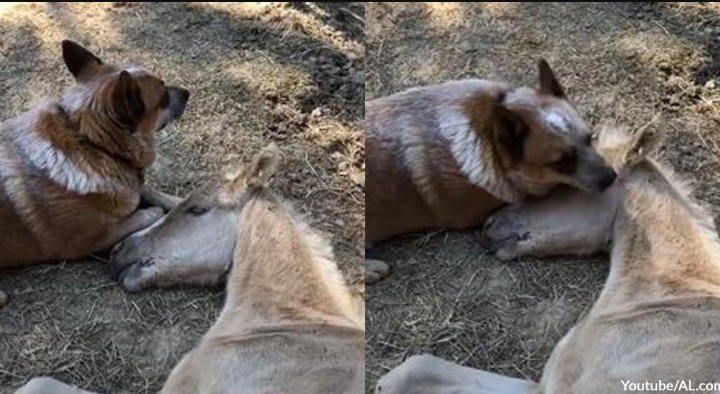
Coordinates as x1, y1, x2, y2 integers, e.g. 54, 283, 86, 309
366, 2, 720, 392
0, 2, 364, 393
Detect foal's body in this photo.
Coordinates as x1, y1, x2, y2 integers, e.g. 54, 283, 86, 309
161, 193, 364, 394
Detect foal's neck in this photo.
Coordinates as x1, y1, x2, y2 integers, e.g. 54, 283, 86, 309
609, 161, 720, 301
224, 197, 359, 330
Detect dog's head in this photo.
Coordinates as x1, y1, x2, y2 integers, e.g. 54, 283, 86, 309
491, 59, 616, 196
59, 40, 190, 169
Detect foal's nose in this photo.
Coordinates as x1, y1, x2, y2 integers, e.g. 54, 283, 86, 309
108, 241, 133, 280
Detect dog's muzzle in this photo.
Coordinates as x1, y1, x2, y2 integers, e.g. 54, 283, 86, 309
168, 86, 190, 119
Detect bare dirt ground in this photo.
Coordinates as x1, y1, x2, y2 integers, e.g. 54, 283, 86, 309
366, 2, 720, 392
0, 3, 364, 393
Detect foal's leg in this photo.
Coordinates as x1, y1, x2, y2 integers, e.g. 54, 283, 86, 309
480, 186, 620, 260
92, 207, 164, 253
13, 378, 99, 394
141, 185, 183, 212
377, 354, 537, 394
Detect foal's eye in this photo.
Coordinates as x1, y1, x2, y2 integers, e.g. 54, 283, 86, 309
187, 206, 208, 215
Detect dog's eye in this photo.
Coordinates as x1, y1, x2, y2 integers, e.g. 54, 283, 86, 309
584, 134, 593, 146
550, 149, 578, 175
187, 206, 208, 215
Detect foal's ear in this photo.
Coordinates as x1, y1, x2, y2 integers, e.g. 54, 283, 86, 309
247, 143, 281, 189
221, 143, 281, 204
596, 116, 662, 167
626, 123, 662, 166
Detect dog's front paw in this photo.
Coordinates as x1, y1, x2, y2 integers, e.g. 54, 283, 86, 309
480, 209, 532, 260
365, 259, 390, 284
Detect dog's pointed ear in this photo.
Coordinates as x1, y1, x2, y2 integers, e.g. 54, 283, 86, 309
538, 59, 565, 98
493, 104, 529, 162
112, 71, 145, 132
247, 143, 281, 189
62, 40, 104, 80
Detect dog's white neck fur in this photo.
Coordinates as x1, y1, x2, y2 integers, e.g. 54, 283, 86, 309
12, 109, 122, 195
438, 102, 522, 203
19, 127, 109, 194
60, 92, 92, 114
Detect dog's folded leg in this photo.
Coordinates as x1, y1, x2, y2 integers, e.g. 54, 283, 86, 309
140, 185, 183, 212
377, 354, 536, 394
13, 377, 99, 394
481, 186, 620, 260
95, 207, 164, 253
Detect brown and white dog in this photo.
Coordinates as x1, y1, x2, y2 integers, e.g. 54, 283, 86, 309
365, 60, 616, 282
0, 40, 188, 305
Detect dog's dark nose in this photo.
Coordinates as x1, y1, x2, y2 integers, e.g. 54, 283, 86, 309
178, 88, 190, 102
597, 170, 617, 191
166, 86, 190, 120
